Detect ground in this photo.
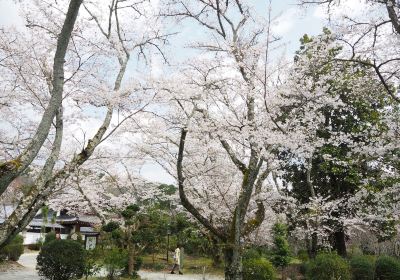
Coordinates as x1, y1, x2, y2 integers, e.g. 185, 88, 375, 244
0, 252, 224, 280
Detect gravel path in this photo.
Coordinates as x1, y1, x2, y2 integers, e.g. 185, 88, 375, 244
0, 253, 224, 280
0, 253, 40, 280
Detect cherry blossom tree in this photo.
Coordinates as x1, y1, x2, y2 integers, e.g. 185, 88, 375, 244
0, 0, 167, 248
299, 0, 400, 103
0, 0, 82, 194
139, 1, 290, 279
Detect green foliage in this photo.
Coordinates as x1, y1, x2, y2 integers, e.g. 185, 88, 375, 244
350, 255, 375, 280
44, 232, 57, 244
36, 239, 85, 280
375, 255, 400, 280
281, 29, 398, 251
102, 221, 120, 232
271, 222, 291, 268
305, 252, 351, 280
243, 257, 277, 280
134, 256, 143, 272
158, 184, 177, 196
297, 249, 309, 263
0, 235, 24, 261
243, 248, 262, 260
121, 204, 140, 220
103, 248, 128, 280
83, 249, 101, 280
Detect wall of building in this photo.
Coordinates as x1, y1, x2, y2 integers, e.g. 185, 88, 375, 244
21, 231, 68, 245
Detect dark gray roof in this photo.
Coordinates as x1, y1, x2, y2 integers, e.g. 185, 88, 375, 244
28, 219, 64, 229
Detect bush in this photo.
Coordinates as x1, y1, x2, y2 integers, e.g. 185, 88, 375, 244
102, 221, 120, 232
103, 248, 128, 280
243, 257, 277, 280
375, 255, 400, 280
134, 256, 143, 272
83, 249, 101, 280
350, 255, 375, 280
36, 239, 85, 280
44, 232, 57, 244
243, 248, 262, 260
271, 222, 291, 268
0, 235, 24, 261
305, 252, 351, 280
297, 249, 309, 263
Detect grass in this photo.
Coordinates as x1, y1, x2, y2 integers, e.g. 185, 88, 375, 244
141, 253, 224, 276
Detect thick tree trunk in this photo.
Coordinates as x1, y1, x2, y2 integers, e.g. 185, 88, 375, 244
224, 246, 243, 280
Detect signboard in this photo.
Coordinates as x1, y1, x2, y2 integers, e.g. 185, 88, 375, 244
85, 236, 97, 250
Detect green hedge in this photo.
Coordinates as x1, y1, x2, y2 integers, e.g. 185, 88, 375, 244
350, 255, 375, 280
305, 252, 350, 280
375, 256, 400, 280
243, 257, 276, 280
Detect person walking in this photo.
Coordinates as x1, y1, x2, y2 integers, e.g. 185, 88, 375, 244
170, 245, 183, 275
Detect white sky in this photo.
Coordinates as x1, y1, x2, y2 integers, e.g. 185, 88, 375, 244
0, 0, 327, 185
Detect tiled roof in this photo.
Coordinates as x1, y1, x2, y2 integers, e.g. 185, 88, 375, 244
28, 219, 64, 229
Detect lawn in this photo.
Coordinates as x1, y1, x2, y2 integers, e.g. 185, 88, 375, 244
141, 253, 224, 276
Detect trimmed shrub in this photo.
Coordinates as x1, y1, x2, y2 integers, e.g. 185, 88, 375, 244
0, 235, 24, 261
350, 255, 375, 280
102, 221, 120, 232
375, 255, 400, 280
36, 239, 85, 280
243, 257, 277, 280
305, 252, 351, 280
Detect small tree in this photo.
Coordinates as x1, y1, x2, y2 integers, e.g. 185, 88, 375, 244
103, 248, 128, 280
271, 222, 291, 278
0, 234, 24, 261
83, 249, 101, 280
36, 239, 85, 280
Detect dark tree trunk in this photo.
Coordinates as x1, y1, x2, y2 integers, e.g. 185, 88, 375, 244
308, 232, 318, 259
332, 230, 347, 257
224, 246, 243, 280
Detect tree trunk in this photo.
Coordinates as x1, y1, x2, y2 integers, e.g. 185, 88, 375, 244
310, 232, 318, 258
333, 230, 347, 257
127, 227, 135, 276
224, 246, 243, 280
128, 248, 135, 276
